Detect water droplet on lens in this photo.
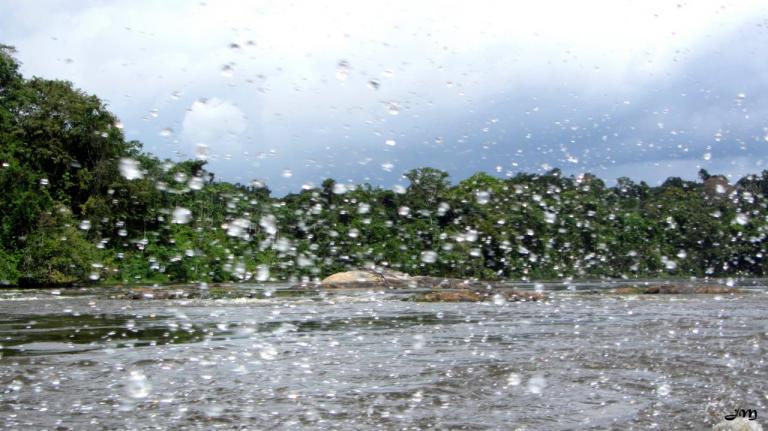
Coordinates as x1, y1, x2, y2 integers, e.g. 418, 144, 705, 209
527, 376, 547, 394
188, 176, 204, 190
221, 64, 234, 77
256, 264, 270, 282
79, 220, 91, 230
126, 371, 151, 399
386, 102, 400, 115
420, 251, 437, 263
159, 127, 173, 137
259, 215, 277, 235
227, 218, 250, 237
475, 190, 490, 204
195, 143, 208, 160
119, 158, 143, 180
507, 373, 521, 386
172, 207, 192, 224
336, 60, 350, 81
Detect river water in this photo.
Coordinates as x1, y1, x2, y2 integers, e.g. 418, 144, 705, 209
0, 281, 766, 430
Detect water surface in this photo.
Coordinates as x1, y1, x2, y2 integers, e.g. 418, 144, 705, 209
1, 282, 766, 430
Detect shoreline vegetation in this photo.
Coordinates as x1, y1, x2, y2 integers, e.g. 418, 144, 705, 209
3, 46, 768, 288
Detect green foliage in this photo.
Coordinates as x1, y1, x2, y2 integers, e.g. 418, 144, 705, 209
2, 46, 768, 286
18, 206, 99, 286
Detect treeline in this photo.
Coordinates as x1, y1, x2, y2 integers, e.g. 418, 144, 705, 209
2, 46, 768, 286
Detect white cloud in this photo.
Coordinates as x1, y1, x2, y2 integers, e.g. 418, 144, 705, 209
181, 98, 248, 159
2, 0, 768, 190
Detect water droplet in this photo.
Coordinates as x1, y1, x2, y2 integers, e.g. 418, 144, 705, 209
734, 213, 749, 225
259, 344, 277, 360
358, 203, 370, 214
386, 102, 400, 115
114, 121, 124, 129
332, 183, 348, 194
172, 207, 192, 224
159, 127, 173, 137
475, 190, 490, 204
412, 334, 425, 350
281, 169, 293, 178
385, 139, 396, 146
79, 220, 91, 231
126, 371, 151, 399
39, 178, 49, 186
195, 143, 209, 160
188, 176, 204, 190
119, 158, 143, 180
221, 64, 234, 78
527, 376, 547, 394
507, 373, 521, 386
381, 162, 395, 172
437, 202, 450, 216
174, 172, 187, 183
656, 383, 671, 397
336, 60, 350, 81
368, 80, 380, 90
392, 184, 406, 194
420, 251, 437, 263
544, 212, 557, 224
227, 218, 251, 237
398, 206, 410, 216
703, 152, 711, 161
256, 264, 270, 282
260, 215, 277, 235
492, 294, 506, 305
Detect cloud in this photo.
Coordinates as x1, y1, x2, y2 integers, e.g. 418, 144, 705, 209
180, 98, 248, 159
3, 0, 768, 193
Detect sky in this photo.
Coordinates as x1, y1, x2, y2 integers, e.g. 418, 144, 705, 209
3, 0, 768, 194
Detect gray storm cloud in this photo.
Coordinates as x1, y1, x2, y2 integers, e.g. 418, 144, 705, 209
2, 0, 768, 193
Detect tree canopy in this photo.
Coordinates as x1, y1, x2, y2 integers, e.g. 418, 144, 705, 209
2, 47, 768, 286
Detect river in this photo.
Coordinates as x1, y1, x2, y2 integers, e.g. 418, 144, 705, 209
0, 281, 766, 430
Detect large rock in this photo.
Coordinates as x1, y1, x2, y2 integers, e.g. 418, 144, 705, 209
322, 271, 385, 284
320, 269, 414, 288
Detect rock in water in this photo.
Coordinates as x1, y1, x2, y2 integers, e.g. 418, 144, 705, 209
321, 271, 382, 284
713, 418, 763, 431
320, 269, 413, 288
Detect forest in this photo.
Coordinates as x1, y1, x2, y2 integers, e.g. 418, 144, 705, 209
2, 46, 768, 287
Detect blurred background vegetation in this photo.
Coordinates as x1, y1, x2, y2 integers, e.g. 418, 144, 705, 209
2, 46, 768, 286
